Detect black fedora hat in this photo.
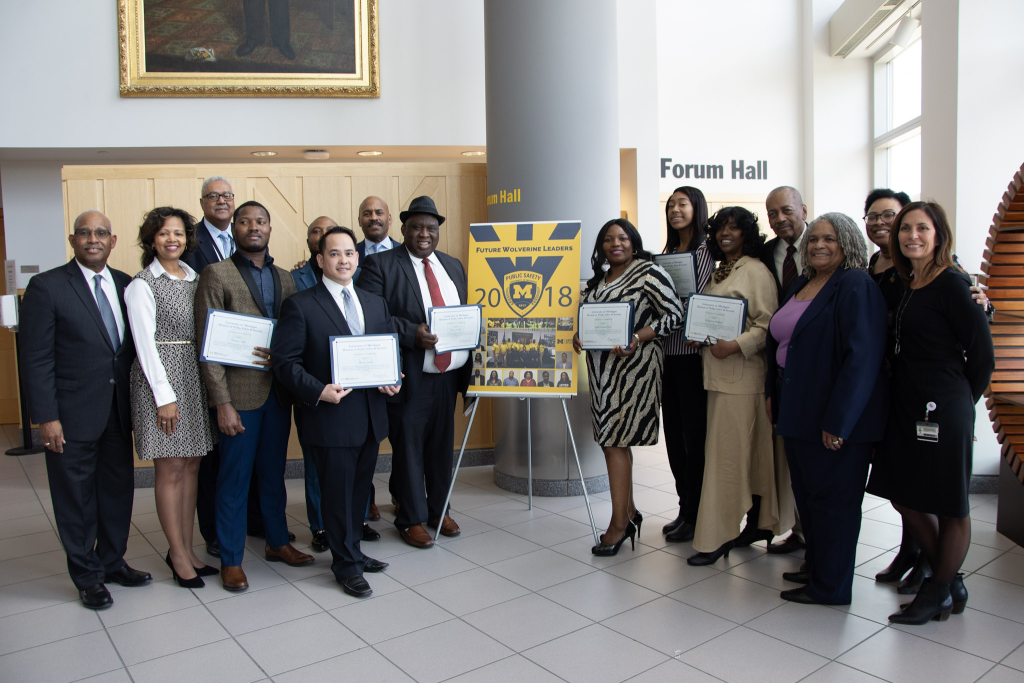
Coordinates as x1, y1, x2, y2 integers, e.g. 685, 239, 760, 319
400, 195, 445, 226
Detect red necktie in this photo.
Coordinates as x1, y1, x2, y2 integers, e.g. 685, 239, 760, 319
782, 245, 797, 295
422, 258, 451, 372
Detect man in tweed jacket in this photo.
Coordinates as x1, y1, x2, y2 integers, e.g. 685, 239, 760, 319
194, 201, 312, 592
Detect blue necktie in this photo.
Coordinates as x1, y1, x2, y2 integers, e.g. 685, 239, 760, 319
219, 232, 233, 259
93, 274, 121, 352
343, 288, 363, 335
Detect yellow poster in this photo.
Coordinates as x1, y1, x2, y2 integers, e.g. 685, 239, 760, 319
466, 221, 581, 396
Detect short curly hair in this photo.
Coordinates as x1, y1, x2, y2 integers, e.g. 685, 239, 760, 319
706, 206, 766, 261
799, 212, 868, 279
138, 207, 199, 268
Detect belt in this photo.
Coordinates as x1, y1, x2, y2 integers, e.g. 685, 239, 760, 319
155, 341, 194, 345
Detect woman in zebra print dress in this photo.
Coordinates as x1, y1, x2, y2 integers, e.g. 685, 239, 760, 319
572, 219, 684, 556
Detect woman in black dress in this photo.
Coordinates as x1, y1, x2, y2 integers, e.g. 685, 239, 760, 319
867, 201, 994, 625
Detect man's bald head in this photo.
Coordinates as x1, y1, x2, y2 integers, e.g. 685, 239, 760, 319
69, 210, 116, 273
306, 216, 339, 255
765, 186, 807, 245
73, 210, 110, 231
357, 196, 392, 243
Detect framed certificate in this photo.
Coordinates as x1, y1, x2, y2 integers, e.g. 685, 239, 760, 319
654, 252, 699, 297
683, 294, 748, 343
578, 302, 635, 350
199, 309, 276, 371
330, 333, 402, 389
428, 304, 483, 354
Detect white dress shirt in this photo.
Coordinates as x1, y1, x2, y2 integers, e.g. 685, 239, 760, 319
773, 231, 804, 281
322, 277, 365, 334
406, 251, 468, 373
76, 260, 126, 342
204, 218, 234, 260
363, 237, 394, 257
125, 260, 197, 407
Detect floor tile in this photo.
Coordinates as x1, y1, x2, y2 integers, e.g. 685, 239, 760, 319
964, 574, 1024, 624
374, 618, 513, 683
828, 575, 906, 625
857, 518, 904, 550
449, 486, 509, 512
724, 551, 805, 591
630, 466, 677, 488
292, 569, 404, 611
0, 573, 81, 618
0, 529, 61, 562
976, 552, 1024, 587
549, 533, 657, 568
272, 646, 413, 683
0, 514, 53, 540
502, 514, 594, 547
127, 638, 265, 683
98, 579, 201, 628
746, 602, 884, 659
0, 631, 122, 683
486, 547, 596, 591
974, 502, 999, 525
76, 670, 134, 683
461, 498, 555, 529
602, 596, 735, 657
522, 623, 667, 683
539, 570, 660, 621
462, 593, 592, 652
837, 627, 994, 683
107, 604, 229, 666
679, 626, 828, 683
890, 607, 1024, 662
669, 573, 785, 624
430, 512, 497, 541
1005, 642, 1024, 672
444, 654, 564, 682
972, 520, 1019, 551
531, 494, 591, 514
413, 566, 529, 616
557, 499, 613, 527
378, 546, 476, 587
605, 549, 719, 594
440, 528, 543, 566
962, 544, 1010, 575
979, 666, 1024, 683
204, 582, 320, 636
624, 658, 723, 682
0, 599, 102, 656
0, 549, 70, 587
236, 612, 363, 676
330, 588, 453, 644
855, 550, 898, 580
799, 662, 889, 682
861, 501, 905, 525
855, 543, 888, 568
631, 488, 679, 516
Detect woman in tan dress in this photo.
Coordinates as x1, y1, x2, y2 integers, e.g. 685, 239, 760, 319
689, 207, 780, 566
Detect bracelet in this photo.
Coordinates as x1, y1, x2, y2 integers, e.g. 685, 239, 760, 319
631, 333, 641, 346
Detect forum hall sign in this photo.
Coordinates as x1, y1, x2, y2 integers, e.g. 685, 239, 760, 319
661, 158, 769, 181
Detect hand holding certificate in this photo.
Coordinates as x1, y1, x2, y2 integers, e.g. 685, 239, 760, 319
428, 304, 483, 354
654, 252, 698, 297
200, 309, 276, 371
683, 294, 748, 343
578, 302, 635, 350
330, 333, 402, 390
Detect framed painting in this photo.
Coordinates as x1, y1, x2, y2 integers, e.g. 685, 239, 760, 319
118, 0, 379, 97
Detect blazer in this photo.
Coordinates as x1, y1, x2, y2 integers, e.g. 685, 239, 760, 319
194, 251, 297, 411
291, 261, 318, 292
760, 227, 808, 302
358, 244, 472, 401
185, 220, 231, 276
356, 236, 400, 265
272, 282, 391, 447
765, 268, 889, 443
18, 260, 137, 441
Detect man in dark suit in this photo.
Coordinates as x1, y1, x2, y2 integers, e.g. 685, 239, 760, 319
273, 226, 399, 597
359, 196, 472, 549
355, 196, 400, 265
19, 210, 152, 610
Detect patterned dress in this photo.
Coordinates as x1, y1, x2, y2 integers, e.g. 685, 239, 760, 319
129, 266, 215, 460
582, 260, 684, 446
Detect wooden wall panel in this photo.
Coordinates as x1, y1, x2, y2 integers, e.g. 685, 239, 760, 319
98, 179, 155, 275
0, 209, 18, 425
154, 178, 199, 216
302, 176, 353, 251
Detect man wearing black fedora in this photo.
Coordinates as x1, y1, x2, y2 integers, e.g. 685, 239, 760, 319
359, 196, 471, 549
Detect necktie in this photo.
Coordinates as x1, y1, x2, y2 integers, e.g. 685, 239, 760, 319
218, 232, 233, 259
93, 274, 121, 352
782, 245, 797, 295
342, 287, 363, 336
422, 258, 451, 372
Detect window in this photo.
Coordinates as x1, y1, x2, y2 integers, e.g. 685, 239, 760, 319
874, 37, 922, 200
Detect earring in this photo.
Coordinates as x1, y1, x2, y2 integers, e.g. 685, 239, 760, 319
632, 249, 638, 255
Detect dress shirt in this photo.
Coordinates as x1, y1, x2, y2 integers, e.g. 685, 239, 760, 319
204, 218, 234, 260
125, 260, 197, 407
239, 252, 276, 316
503, 377, 519, 386
406, 250, 469, 373
75, 260, 126, 342
321, 277, 365, 334
556, 359, 572, 369
773, 225, 806, 282
363, 237, 393, 257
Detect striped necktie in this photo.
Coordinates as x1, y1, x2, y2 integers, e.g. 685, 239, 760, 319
782, 245, 797, 295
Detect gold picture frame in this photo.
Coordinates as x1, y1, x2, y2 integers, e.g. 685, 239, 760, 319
118, 0, 379, 98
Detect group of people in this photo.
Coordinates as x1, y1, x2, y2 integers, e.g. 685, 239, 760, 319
573, 184, 994, 626
20, 178, 472, 608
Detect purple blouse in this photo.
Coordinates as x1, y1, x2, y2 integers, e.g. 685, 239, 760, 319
770, 297, 813, 368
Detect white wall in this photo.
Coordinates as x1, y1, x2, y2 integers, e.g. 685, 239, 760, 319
0, 162, 67, 289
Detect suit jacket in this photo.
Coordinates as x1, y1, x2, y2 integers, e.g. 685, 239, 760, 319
291, 261, 318, 292
272, 282, 391, 447
18, 260, 137, 441
356, 236, 400, 265
358, 244, 471, 402
185, 220, 231, 276
194, 251, 297, 411
760, 227, 808, 302
765, 269, 889, 443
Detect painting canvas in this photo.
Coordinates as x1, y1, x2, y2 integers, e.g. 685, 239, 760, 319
118, 0, 379, 97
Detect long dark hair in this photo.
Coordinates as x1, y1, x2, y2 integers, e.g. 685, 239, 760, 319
138, 206, 198, 268
586, 218, 652, 291
663, 186, 709, 254
706, 206, 765, 261
890, 201, 960, 284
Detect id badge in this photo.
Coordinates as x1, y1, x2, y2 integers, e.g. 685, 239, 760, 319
916, 421, 939, 443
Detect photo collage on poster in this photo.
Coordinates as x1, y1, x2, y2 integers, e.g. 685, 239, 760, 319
468, 318, 573, 389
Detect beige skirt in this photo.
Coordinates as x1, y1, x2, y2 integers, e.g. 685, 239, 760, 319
692, 391, 779, 553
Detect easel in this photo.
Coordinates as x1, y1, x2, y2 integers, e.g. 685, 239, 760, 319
434, 394, 600, 544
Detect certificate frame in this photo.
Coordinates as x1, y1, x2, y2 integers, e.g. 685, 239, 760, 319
199, 308, 276, 371
428, 304, 484, 354
577, 302, 635, 351
683, 293, 748, 343
654, 252, 699, 298
330, 333, 402, 389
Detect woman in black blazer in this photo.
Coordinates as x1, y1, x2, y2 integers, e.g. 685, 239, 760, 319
765, 212, 889, 605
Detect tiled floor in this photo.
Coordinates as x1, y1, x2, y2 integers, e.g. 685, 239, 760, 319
1, 423, 1024, 682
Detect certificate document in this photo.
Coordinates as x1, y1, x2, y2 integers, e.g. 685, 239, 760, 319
683, 294, 748, 343
429, 304, 483, 354
331, 333, 402, 389
200, 309, 276, 371
654, 252, 698, 297
578, 302, 634, 350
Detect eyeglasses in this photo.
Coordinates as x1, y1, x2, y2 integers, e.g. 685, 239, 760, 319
202, 192, 235, 201
72, 228, 112, 239
864, 210, 897, 223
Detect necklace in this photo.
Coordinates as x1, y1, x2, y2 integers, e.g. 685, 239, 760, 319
894, 287, 915, 356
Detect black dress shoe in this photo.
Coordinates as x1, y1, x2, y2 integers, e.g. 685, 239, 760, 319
311, 530, 329, 553
687, 540, 734, 566
781, 587, 820, 604
275, 41, 296, 60
662, 511, 685, 535
362, 524, 381, 542
236, 39, 261, 57
783, 570, 810, 584
105, 565, 152, 587
767, 533, 806, 554
80, 584, 113, 610
363, 557, 388, 573
339, 574, 372, 598
206, 539, 220, 558
665, 521, 695, 543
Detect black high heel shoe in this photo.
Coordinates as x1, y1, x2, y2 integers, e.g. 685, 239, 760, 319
897, 556, 932, 595
631, 511, 643, 540
900, 573, 968, 614
875, 549, 920, 584
165, 552, 205, 589
687, 540, 735, 566
889, 579, 952, 624
592, 522, 636, 557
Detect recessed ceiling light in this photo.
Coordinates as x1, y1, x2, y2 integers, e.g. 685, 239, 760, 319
250, 151, 277, 157
461, 150, 485, 157
96, 150, 109, 154
357, 150, 383, 157
303, 149, 330, 160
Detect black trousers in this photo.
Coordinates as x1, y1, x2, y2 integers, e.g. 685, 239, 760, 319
241, 0, 291, 48
196, 410, 219, 544
310, 435, 379, 579
661, 354, 707, 524
388, 372, 457, 528
785, 436, 872, 605
45, 399, 134, 590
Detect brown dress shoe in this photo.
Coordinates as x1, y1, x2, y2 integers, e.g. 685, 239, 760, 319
265, 543, 315, 567
428, 514, 461, 537
221, 565, 249, 592
368, 503, 381, 521
399, 524, 435, 548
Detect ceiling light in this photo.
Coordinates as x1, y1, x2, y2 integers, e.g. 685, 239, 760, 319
357, 150, 383, 157
250, 151, 277, 157
461, 150, 485, 157
889, 15, 920, 48
303, 149, 330, 160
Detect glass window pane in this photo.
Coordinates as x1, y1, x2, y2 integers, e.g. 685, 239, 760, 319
891, 40, 922, 129
888, 133, 921, 201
